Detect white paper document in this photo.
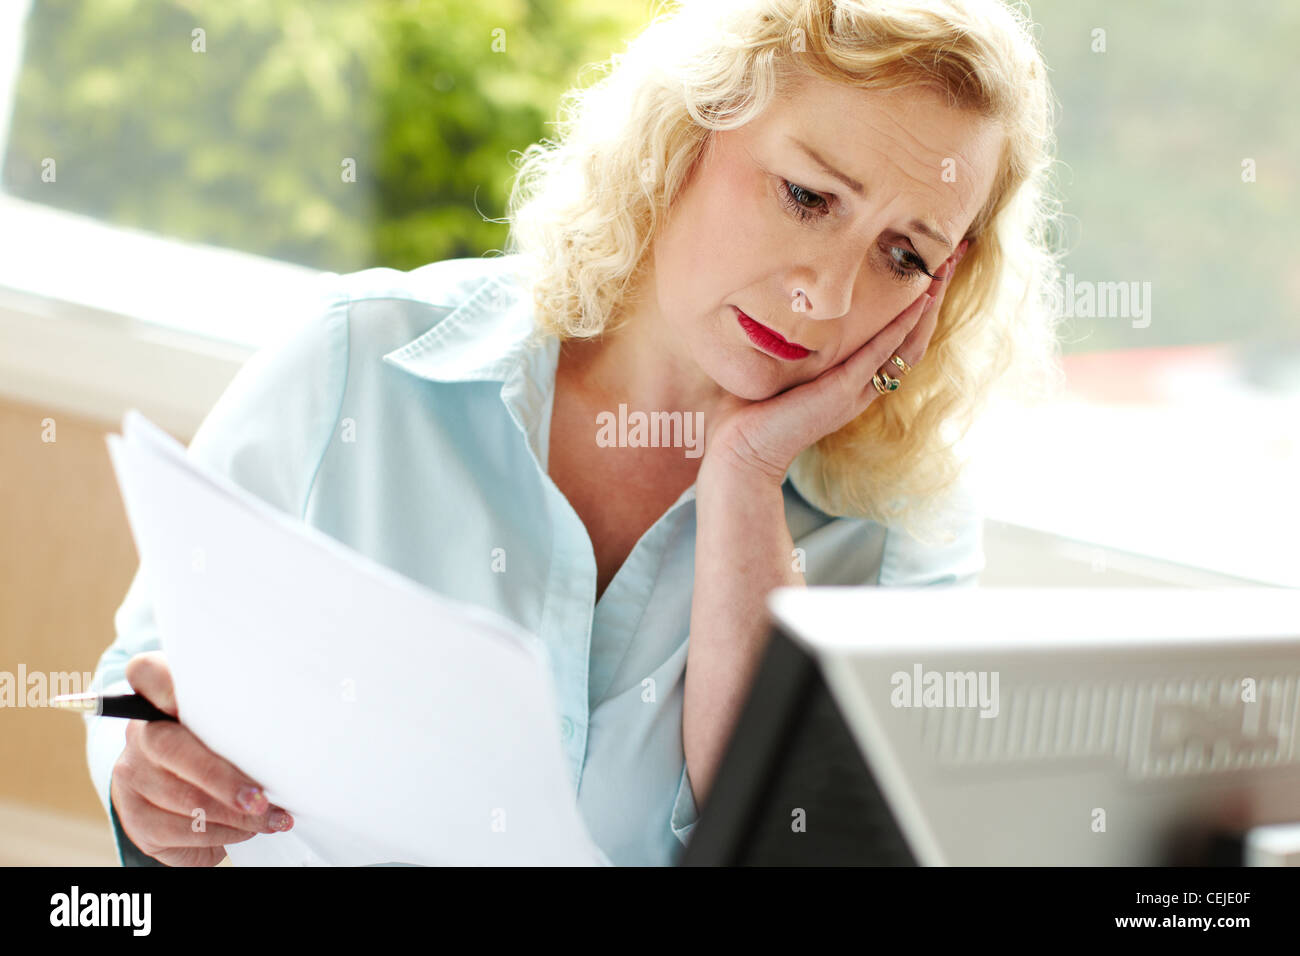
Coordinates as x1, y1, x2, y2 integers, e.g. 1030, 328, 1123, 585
105, 409, 608, 866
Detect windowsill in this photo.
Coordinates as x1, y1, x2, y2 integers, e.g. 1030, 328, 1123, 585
970, 388, 1300, 589
0, 192, 333, 439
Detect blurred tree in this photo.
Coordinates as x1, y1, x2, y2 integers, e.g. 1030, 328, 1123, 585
3, 0, 654, 272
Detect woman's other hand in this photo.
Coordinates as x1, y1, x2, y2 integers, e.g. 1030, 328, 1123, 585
108, 651, 293, 866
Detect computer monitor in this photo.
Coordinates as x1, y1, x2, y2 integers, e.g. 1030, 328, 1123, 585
678, 586, 1300, 866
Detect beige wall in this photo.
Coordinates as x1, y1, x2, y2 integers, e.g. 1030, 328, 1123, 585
0, 396, 187, 820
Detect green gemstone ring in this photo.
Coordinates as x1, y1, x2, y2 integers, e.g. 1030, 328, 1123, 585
872, 371, 902, 394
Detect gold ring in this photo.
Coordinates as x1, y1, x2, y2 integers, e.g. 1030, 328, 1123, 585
871, 370, 901, 394
888, 354, 912, 375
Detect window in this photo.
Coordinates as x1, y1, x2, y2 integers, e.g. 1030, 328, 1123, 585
972, 1, 1300, 586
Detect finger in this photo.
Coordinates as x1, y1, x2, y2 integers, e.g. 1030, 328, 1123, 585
926, 239, 967, 302
125, 651, 178, 718
895, 275, 945, 364
895, 245, 965, 364
153, 846, 231, 867
121, 759, 289, 834
841, 289, 932, 388
116, 788, 262, 851
135, 720, 277, 819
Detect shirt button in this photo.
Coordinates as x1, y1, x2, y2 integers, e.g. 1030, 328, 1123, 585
559, 716, 574, 741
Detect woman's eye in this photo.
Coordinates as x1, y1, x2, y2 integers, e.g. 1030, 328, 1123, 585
778, 179, 934, 284
885, 245, 929, 282
780, 180, 829, 222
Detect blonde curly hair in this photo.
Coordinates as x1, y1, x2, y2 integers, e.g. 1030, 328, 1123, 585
505, 0, 1068, 544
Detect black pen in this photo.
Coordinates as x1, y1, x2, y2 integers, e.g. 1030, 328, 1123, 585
49, 692, 178, 722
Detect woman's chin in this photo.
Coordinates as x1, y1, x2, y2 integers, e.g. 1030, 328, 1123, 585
710, 358, 794, 403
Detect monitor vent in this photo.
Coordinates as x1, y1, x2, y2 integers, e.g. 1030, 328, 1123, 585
915, 673, 1299, 777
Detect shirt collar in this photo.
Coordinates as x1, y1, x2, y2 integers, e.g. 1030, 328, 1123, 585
380, 268, 561, 476
380, 271, 544, 385
381, 266, 701, 515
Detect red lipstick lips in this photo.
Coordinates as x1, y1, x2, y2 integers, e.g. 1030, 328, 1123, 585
734, 307, 813, 361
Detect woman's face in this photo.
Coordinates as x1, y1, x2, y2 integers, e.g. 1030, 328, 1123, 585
649, 73, 1005, 402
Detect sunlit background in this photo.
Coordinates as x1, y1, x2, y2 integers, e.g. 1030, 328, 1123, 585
0, 0, 1296, 863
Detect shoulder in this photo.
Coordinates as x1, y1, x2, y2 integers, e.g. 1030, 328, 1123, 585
784, 469, 986, 588
323, 253, 535, 359
328, 253, 532, 315
877, 473, 986, 587
186, 255, 530, 515
223, 253, 532, 404
185, 274, 350, 517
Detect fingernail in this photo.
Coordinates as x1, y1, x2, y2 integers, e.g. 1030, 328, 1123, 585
268, 809, 293, 831
237, 785, 268, 813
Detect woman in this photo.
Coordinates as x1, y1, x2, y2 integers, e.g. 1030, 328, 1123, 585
88, 0, 1064, 867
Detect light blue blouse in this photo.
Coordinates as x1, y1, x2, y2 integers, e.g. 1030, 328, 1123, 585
85, 253, 985, 867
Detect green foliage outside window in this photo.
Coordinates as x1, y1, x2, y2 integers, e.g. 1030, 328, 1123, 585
3, 0, 652, 272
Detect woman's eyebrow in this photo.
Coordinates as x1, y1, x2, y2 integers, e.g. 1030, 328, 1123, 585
786, 134, 955, 254
788, 134, 866, 196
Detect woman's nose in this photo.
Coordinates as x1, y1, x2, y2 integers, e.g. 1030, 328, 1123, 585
788, 243, 863, 318
787, 274, 855, 319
